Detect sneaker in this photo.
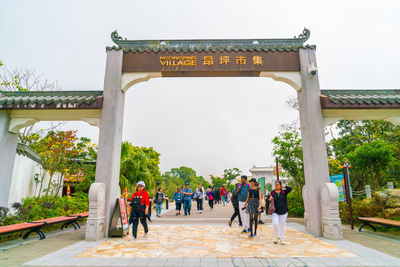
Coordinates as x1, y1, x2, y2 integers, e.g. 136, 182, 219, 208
280, 240, 286, 245
248, 234, 253, 238
274, 237, 280, 244
253, 233, 257, 237
228, 220, 232, 227
258, 220, 265, 224
241, 230, 248, 233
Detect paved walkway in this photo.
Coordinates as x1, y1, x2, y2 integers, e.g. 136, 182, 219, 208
0, 202, 399, 266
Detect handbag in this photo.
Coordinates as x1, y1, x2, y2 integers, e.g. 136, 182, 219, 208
267, 192, 275, 215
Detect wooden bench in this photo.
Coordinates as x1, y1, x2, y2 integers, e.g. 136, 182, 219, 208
0, 212, 89, 240
358, 217, 400, 232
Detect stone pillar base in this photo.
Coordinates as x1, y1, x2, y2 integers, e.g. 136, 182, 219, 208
320, 183, 343, 240
85, 183, 106, 241
85, 217, 106, 241
321, 217, 342, 240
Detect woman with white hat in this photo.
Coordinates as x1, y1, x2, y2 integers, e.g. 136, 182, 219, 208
128, 181, 150, 239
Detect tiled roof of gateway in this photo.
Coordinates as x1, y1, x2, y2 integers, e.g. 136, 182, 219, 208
16, 143, 42, 164
0, 91, 103, 109
107, 28, 315, 53
320, 90, 400, 109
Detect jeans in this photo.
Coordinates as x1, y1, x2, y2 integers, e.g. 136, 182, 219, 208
196, 198, 203, 211
208, 199, 214, 209
272, 212, 288, 241
156, 203, 162, 215
222, 195, 226, 205
175, 202, 182, 211
183, 199, 191, 215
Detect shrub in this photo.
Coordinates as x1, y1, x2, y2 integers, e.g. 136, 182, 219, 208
339, 201, 363, 224
287, 189, 305, 217
0, 193, 88, 226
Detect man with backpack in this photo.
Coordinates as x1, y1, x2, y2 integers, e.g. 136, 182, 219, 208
228, 183, 242, 227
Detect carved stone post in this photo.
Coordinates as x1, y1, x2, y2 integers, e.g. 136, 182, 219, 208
298, 48, 341, 237
85, 183, 106, 241
94, 49, 125, 237
320, 183, 343, 239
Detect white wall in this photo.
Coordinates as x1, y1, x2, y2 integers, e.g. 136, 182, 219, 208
8, 154, 63, 208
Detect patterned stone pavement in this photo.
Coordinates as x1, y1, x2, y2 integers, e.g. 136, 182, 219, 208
22, 222, 400, 266
4, 204, 397, 266
77, 224, 355, 258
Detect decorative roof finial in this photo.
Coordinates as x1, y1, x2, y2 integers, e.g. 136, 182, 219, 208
294, 28, 310, 42
111, 30, 123, 45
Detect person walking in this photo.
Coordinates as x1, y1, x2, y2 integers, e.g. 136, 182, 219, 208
182, 183, 193, 216
255, 182, 265, 224
207, 187, 214, 210
193, 184, 204, 214
154, 188, 168, 217
220, 185, 228, 206
212, 188, 218, 205
237, 175, 250, 233
228, 183, 242, 227
269, 180, 292, 245
243, 178, 262, 238
128, 181, 150, 239
171, 187, 184, 216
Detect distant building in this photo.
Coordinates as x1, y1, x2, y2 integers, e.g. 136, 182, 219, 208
249, 165, 290, 190
249, 166, 275, 188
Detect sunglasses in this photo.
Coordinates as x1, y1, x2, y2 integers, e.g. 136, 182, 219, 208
137, 185, 144, 187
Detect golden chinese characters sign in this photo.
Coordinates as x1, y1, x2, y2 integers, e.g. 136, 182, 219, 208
122, 51, 300, 76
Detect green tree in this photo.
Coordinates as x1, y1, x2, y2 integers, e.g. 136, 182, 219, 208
329, 120, 400, 190
162, 166, 210, 197
210, 176, 226, 188
223, 168, 241, 184
119, 142, 161, 195
272, 121, 304, 200
348, 140, 393, 189
29, 130, 97, 196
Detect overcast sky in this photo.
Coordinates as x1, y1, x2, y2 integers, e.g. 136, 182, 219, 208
1, 0, 400, 177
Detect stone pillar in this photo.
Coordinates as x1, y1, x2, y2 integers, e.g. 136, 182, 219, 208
298, 48, 337, 237
320, 183, 343, 239
94, 49, 125, 237
365, 185, 372, 199
85, 183, 106, 241
387, 182, 394, 190
0, 111, 18, 207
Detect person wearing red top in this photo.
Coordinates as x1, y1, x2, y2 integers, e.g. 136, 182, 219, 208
220, 186, 229, 206
128, 181, 150, 239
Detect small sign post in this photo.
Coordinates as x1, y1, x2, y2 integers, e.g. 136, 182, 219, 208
258, 177, 266, 196
329, 173, 345, 202
108, 198, 129, 237
343, 159, 354, 230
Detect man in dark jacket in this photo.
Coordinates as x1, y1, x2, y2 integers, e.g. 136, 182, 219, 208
228, 183, 242, 227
